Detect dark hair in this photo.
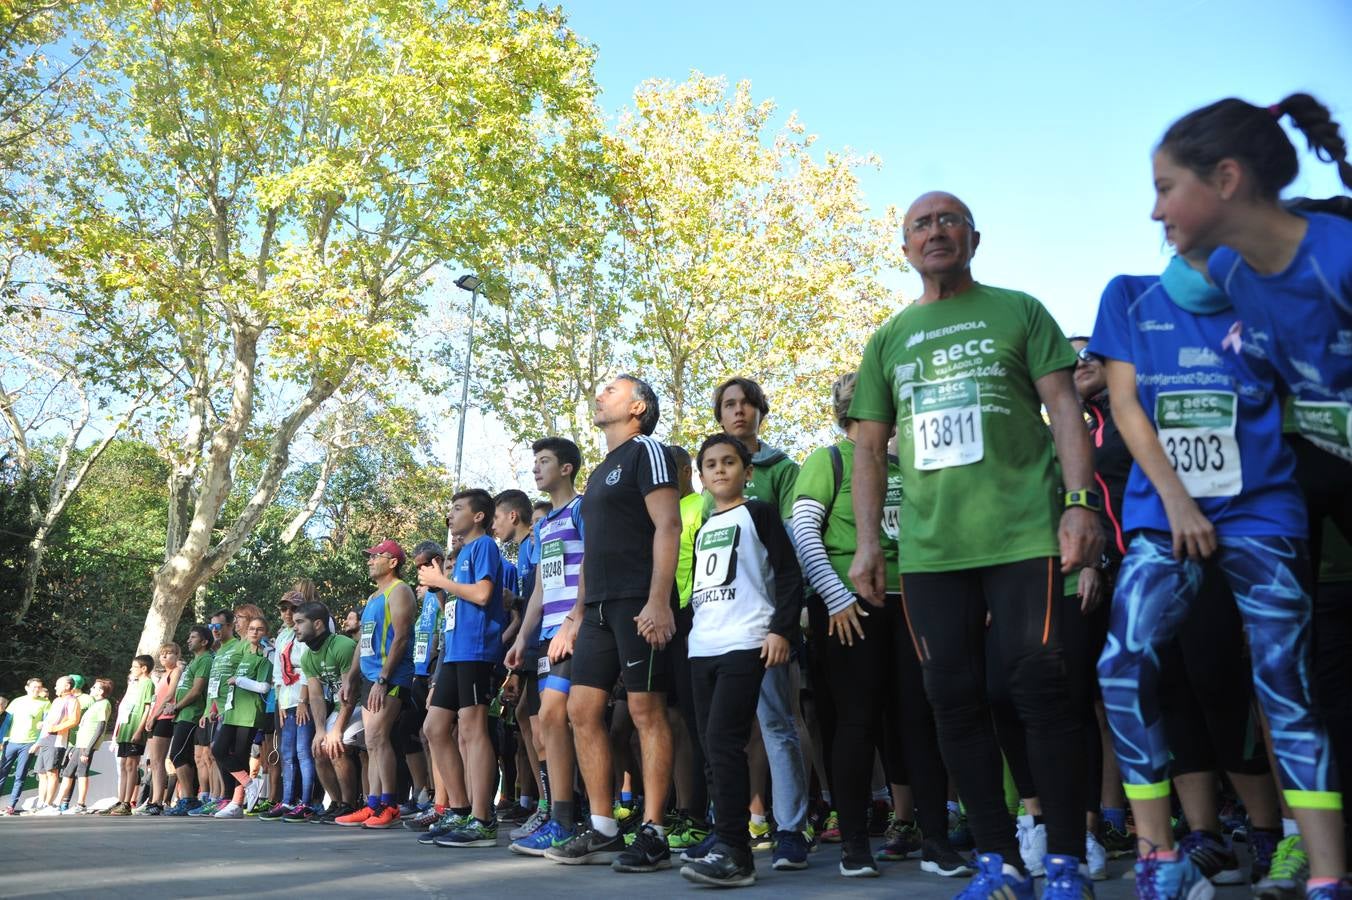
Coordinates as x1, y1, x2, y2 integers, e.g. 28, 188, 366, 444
531, 437, 582, 483
93, 677, 114, 697
453, 489, 496, 530
713, 376, 770, 423
1159, 94, 1352, 198
411, 540, 445, 565
210, 609, 235, 625
295, 601, 332, 630
132, 654, 154, 672
697, 433, 753, 470
532, 500, 553, 514
1067, 334, 1091, 343
668, 444, 691, 470
617, 374, 660, 436
189, 625, 213, 647
494, 489, 533, 526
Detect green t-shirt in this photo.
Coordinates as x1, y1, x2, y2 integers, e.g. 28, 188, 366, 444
115, 677, 154, 743
221, 650, 272, 728
205, 637, 244, 715
795, 439, 903, 589
174, 651, 214, 723
7, 696, 49, 744
676, 492, 706, 608
74, 698, 111, 749
850, 284, 1075, 573
300, 632, 357, 705
75, 693, 93, 712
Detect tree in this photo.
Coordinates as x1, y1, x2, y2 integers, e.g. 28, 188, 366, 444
21, 0, 601, 652
609, 73, 906, 451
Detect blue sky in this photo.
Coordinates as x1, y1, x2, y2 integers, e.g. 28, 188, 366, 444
557, 0, 1352, 335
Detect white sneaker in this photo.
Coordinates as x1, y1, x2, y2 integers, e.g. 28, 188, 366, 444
35, 805, 61, 817
62, 805, 87, 815
1085, 831, 1108, 881
214, 801, 243, 819
1016, 814, 1047, 877
243, 779, 262, 813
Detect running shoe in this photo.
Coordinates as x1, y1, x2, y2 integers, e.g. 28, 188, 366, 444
667, 814, 710, 850
405, 806, 444, 832
1180, 829, 1243, 884
1042, 854, 1095, 900
1102, 821, 1135, 859
243, 778, 262, 813
1248, 827, 1281, 885
246, 799, 276, 818
162, 797, 190, 817
499, 803, 531, 825
680, 845, 757, 888
511, 818, 576, 857
1085, 831, 1108, 881
282, 804, 320, 824
612, 822, 671, 872
62, 804, 88, 815
749, 818, 774, 851
33, 805, 62, 817
614, 801, 639, 834
258, 802, 290, 821
818, 810, 841, 843
187, 798, 220, 817
876, 819, 923, 861
1304, 879, 1352, 900
955, 852, 1036, 900
335, 805, 377, 827
418, 811, 470, 844
1017, 814, 1048, 877
509, 808, 549, 841
399, 799, 426, 818
1134, 850, 1214, 900
771, 829, 809, 870
363, 805, 401, 829
434, 817, 498, 848
839, 836, 879, 877
318, 802, 357, 824
920, 838, 975, 877
1, 806, 16, 816
544, 826, 626, 865
1254, 834, 1308, 900
214, 801, 244, 818
108, 801, 133, 817
680, 830, 718, 863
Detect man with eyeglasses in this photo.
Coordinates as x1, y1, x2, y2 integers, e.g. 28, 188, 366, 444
848, 191, 1103, 899
188, 609, 243, 815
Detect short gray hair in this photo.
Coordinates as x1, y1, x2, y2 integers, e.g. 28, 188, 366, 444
618, 374, 660, 436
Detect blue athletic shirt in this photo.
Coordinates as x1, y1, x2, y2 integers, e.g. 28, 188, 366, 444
1090, 273, 1306, 539
500, 556, 520, 603
445, 535, 507, 664
1209, 211, 1352, 461
412, 588, 443, 677
359, 580, 415, 687
516, 533, 540, 604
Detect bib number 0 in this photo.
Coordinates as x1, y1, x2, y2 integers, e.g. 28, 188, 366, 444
913, 378, 984, 470
693, 524, 738, 593
1155, 390, 1242, 498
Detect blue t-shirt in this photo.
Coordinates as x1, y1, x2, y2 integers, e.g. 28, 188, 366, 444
516, 533, 540, 603
1209, 211, 1352, 460
500, 557, 520, 602
412, 589, 443, 677
444, 535, 507, 664
1090, 273, 1306, 539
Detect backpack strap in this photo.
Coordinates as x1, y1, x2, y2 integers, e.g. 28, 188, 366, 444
821, 443, 844, 527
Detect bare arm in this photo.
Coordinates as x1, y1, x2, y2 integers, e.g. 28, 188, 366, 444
636, 486, 680, 648
847, 419, 892, 605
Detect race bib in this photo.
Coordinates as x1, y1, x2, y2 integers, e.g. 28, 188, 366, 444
537, 655, 550, 676
540, 540, 566, 591
1155, 390, 1243, 498
207, 677, 220, 699
693, 524, 739, 592
359, 621, 375, 657
883, 504, 901, 541
413, 630, 430, 664
446, 597, 457, 632
913, 378, 984, 470
1291, 400, 1352, 460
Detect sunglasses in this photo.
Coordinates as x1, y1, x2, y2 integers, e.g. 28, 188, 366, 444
1076, 347, 1103, 365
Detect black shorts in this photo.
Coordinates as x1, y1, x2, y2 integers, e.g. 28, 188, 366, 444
34, 744, 66, 774
528, 644, 573, 719
151, 717, 175, 739
571, 597, 668, 694
117, 741, 146, 759
169, 721, 198, 766
352, 673, 407, 712
61, 748, 94, 778
430, 661, 494, 711
196, 717, 218, 747
397, 676, 429, 749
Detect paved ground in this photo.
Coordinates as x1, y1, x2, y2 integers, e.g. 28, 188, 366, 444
0, 816, 1169, 899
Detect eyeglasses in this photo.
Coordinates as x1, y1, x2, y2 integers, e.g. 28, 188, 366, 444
904, 212, 974, 237
1076, 347, 1103, 365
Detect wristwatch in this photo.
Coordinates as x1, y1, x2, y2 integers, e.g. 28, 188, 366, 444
1064, 488, 1103, 512
376, 675, 389, 687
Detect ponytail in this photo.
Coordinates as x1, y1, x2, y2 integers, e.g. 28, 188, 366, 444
1273, 93, 1352, 190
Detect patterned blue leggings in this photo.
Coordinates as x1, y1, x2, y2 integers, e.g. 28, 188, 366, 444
1098, 531, 1340, 811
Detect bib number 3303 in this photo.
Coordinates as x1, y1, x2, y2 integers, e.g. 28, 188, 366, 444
1155, 390, 1242, 498
912, 378, 984, 470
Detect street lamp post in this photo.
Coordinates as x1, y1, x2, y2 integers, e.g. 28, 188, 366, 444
453, 274, 483, 489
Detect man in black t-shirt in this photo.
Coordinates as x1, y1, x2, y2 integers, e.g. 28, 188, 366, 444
545, 374, 681, 874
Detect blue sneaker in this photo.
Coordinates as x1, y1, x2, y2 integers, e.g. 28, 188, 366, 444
680, 829, 718, 863
1304, 879, 1352, 900
771, 829, 810, 870
1042, 854, 1095, 900
955, 853, 1036, 900
162, 797, 193, 817
511, 818, 576, 857
1134, 851, 1215, 900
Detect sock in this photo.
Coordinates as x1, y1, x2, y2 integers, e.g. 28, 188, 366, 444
948, 800, 961, 814
368, 794, 380, 811
380, 793, 393, 810
436, 804, 446, 814
452, 806, 471, 817
620, 790, 632, 804
519, 794, 531, 809
1102, 807, 1127, 831
1018, 813, 1034, 828
539, 762, 551, 808
649, 821, 667, 839
538, 797, 548, 812
751, 813, 767, 826
821, 790, 832, 805
1283, 817, 1299, 838
553, 799, 575, 826
591, 814, 618, 837
1153, 849, 1180, 861
1002, 863, 1028, 880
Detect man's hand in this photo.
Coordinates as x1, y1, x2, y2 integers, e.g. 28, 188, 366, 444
1077, 567, 1104, 614
849, 543, 888, 607
504, 638, 526, 671
321, 731, 345, 759
548, 617, 579, 663
365, 682, 386, 714
635, 600, 675, 650
1058, 507, 1104, 573
761, 633, 790, 668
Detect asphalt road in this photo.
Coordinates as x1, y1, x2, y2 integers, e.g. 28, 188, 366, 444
0, 815, 1165, 899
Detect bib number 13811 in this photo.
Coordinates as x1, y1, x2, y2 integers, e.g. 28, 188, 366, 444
912, 378, 984, 471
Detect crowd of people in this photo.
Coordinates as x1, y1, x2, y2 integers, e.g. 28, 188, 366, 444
2, 93, 1351, 900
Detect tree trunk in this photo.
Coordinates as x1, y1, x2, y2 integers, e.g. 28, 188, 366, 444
16, 527, 48, 623
138, 563, 200, 653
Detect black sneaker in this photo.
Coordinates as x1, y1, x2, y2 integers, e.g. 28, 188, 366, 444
404, 806, 443, 832
318, 802, 355, 824
1181, 829, 1244, 884
418, 811, 470, 844
840, 837, 879, 877
544, 826, 626, 865
282, 804, 319, 824
258, 803, 291, 821
920, 838, 975, 877
499, 804, 531, 825
681, 844, 757, 888
613, 822, 672, 873
772, 829, 810, 870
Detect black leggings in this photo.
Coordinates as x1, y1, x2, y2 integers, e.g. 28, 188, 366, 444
902, 557, 1085, 863
810, 594, 949, 843
991, 571, 1109, 814
691, 649, 764, 856
212, 724, 254, 792
168, 721, 198, 769
671, 604, 710, 820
